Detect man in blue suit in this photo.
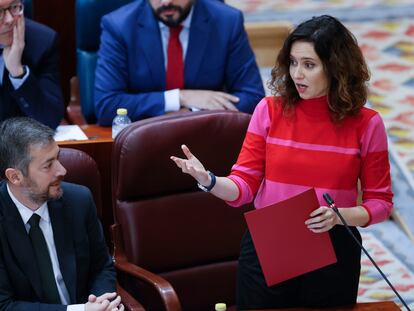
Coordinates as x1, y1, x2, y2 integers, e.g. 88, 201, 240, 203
0, 0, 64, 129
94, 0, 264, 125
0, 117, 123, 310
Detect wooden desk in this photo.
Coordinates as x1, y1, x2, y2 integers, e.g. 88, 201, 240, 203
247, 301, 400, 311
58, 125, 113, 242
58, 125, 113, 146
245, 21, 292, 68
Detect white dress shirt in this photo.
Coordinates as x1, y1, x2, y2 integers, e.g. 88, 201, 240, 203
158, 8, 193, 112
7, 184, 84, 311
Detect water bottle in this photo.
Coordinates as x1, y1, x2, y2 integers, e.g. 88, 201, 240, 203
215, 303, 226, 311
112, 108, 131, 139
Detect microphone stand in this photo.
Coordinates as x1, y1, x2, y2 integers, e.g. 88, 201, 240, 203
323, 193, 411, 311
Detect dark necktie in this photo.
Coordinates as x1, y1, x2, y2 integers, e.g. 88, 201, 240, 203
166, 25, 184, 90
28, 214, 61, 304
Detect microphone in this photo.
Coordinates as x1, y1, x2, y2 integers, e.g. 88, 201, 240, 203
323, 193, 411, 311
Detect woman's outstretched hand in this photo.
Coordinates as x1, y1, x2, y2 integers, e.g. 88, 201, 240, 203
170, 144, 211, 186
171, 144, 240, 201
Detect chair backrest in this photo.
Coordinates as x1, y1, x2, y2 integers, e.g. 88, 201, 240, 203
58, 147, 103, 220
112, 111, 253, 311
75, 0, 133, 123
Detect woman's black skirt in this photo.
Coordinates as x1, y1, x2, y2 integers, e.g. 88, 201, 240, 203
236, 225, 362, 310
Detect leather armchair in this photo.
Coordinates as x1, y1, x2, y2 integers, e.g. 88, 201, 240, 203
111, 111, 253, 311
67, 0, 133, 124
58, 147, 145, 311
58, 147, 103, 221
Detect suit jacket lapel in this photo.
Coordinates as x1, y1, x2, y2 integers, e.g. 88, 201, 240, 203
0, 67, 22, 120
185, 0, 211, 85
0, 183, 43, 299
0, 68, 10, 120
0, 71, 5, 120
137, 2, 165, 89
48, 199, 77, 304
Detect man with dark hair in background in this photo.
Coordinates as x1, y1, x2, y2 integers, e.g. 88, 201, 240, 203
94, 0, 264, 125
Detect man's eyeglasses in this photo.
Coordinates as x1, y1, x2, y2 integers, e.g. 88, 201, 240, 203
0, 3, 24, 22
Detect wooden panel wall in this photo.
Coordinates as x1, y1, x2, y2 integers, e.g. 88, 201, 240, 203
33, 0, 76, 106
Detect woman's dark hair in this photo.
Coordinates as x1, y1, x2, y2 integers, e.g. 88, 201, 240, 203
270, 15, 370, 121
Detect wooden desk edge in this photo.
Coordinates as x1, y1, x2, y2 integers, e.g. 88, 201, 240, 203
247, 301, 400, 311
57, 125, 113, 145
58, 137, 113, 145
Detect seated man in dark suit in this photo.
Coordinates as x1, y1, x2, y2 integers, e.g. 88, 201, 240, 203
94, 0, 265, 125
0, 117, 124, 310
0, 0, 64, 129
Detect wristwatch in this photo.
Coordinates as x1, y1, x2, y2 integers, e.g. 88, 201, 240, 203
197, 171, 216, 192
11, 66, 27, 79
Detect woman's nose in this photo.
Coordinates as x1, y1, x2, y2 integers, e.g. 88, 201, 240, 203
293, 66, 304, 79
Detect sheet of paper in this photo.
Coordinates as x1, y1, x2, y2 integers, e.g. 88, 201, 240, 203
54, 125, 89, 141
244, 188, 337, 286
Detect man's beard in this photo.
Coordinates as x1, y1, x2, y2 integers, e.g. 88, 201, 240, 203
154, 3, 192, 27
22, 178, 64, 205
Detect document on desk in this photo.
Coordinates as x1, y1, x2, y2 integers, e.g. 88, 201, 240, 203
54, 125, 89, 141
244, 188, 337, 286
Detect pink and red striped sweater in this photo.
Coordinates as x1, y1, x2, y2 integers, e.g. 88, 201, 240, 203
227, 96, 393, 226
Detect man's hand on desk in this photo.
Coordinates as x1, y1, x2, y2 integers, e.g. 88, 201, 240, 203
180, 90, 239, 111
85, 292, 124, 311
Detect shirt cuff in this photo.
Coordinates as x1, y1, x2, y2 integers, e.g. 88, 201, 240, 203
9, 65, 30, 90
67, 304, 85, 311
164, 89, 180, 112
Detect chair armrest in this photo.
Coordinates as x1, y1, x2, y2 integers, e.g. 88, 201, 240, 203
112, 224, 182, 311
115, 260, 181, 311
67, 76, 88, 125
117, 283, 145, 311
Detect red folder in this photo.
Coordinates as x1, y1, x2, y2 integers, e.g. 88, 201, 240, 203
244, 188, 337, 286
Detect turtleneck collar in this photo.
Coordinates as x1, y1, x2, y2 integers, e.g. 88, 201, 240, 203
296, 96, 331, 119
